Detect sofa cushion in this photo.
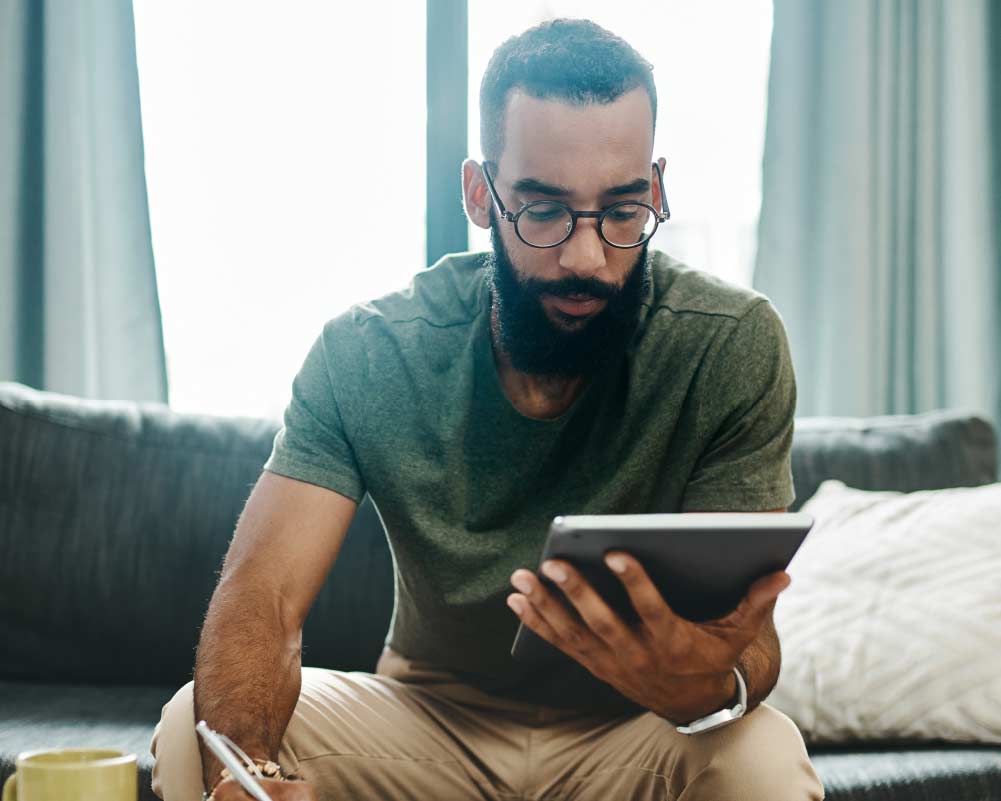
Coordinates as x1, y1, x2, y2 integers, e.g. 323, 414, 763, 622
807, 744, 1001, 801
789, 410, 998, 511
0, 681, 172, 801
0, 382, 394, 686
772, 480, 1001, 745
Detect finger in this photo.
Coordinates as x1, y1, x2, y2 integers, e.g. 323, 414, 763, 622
509, 568, 602, 657
213, 777, 256, 801
753, 570, 792, 604
604, 552, 677, 631
722, 570, 791, 630
271, 780, 318, 801
274, 780, 320, 801
211, 779, 244, 801
746, 570, 791, 614
540, 560, 638, 653
507, 592, 563, 647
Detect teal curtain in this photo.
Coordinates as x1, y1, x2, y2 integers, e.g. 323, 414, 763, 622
755, 0, 1001, 439
0, 0, 167, 402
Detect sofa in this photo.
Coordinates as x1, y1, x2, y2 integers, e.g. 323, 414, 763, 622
1, 380, 999, 801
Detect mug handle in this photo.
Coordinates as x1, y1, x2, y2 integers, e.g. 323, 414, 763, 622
2, 774, 16, 801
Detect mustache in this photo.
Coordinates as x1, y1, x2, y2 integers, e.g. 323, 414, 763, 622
518, 274, 619, 300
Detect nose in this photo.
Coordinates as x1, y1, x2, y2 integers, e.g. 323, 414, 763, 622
558, 217, 606, 279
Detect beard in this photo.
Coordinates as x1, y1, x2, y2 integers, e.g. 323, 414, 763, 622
485, 221, 651, 378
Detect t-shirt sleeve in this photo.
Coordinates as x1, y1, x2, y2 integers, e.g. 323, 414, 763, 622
680, 299, 797, 512
263, 323, 365, 503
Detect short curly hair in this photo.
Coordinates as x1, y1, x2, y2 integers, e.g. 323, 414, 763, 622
479, 18, 657, 161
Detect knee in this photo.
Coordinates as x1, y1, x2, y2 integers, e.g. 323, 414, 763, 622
150, 682, 204, 801
152, 681, 198, 761
679, 704, 825, 801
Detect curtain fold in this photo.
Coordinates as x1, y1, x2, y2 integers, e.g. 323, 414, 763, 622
755, 0, 1000, 438
0, 0, 167, 402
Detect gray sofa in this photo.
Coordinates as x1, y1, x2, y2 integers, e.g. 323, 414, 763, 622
1, 380, 999, 801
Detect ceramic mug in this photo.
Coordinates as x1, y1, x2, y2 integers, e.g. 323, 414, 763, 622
2, 748, 137, 801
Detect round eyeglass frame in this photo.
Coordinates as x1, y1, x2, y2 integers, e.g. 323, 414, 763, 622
480, 161, 671, 249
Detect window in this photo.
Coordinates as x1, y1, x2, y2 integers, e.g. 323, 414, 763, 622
468, 2, 774, 288
135, 3, 771, 417
133, 2, 426, 418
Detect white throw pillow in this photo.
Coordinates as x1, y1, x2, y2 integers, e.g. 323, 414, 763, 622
769, 479, 1001, 744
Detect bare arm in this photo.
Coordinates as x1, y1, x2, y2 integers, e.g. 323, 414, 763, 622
735, 506, 785, 714
737, 609, 781, 715
193, 470, 358, 792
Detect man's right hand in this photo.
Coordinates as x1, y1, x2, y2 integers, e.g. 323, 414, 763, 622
212, 776, 318, 801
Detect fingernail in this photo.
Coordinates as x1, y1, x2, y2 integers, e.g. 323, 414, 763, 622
542, 561, 567, 583
511, 574, 533, 595
507, 595, 525, 615
606, 555, 627, 574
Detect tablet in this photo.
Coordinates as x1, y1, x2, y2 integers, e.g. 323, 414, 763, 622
511, 512, 814, 664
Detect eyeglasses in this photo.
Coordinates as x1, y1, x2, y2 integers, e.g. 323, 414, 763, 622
480, 161, 670, 249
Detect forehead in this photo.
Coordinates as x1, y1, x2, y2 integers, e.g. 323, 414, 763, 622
496, 86, 654, 190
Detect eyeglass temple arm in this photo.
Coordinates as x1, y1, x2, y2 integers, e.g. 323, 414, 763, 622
653, 162, 671, 221
480, 161, 514, 220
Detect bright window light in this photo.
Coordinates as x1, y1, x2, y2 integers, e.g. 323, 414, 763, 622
468, 2, 774, 288
133, 2, 426, 418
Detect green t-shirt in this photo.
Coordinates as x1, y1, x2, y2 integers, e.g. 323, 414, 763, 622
264, 250, 796, 708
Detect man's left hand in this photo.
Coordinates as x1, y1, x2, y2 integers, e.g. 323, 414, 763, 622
507, 553, 791, 722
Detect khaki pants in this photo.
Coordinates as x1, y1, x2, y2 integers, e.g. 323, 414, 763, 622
151, 649, 824, 801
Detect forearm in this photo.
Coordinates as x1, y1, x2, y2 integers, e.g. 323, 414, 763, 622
193, 578, 303, 791
736, 625, 780, 715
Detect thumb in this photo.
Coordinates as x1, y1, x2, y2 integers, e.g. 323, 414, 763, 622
748, 570, 791, 611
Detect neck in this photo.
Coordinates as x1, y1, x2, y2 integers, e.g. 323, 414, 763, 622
490, 305, 585, 420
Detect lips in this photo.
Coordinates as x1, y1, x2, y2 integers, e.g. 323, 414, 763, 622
545, 294, 608, 318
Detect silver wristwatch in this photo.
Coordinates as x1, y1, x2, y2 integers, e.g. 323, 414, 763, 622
672, 666, 747, 735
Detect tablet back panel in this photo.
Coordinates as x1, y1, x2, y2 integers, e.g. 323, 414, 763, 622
511, 513, 813, 663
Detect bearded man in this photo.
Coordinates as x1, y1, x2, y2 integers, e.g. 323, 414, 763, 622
151, 18, 825, 801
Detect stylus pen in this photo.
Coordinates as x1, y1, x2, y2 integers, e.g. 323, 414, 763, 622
195, 720, 275, 801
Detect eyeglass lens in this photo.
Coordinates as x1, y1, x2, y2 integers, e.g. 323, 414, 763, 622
516, 202, 657, 248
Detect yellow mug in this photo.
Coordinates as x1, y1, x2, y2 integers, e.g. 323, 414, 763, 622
2, 749, 137, 801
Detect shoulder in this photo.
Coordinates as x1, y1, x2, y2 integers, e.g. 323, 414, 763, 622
350, 251, 488, 331
646, 250, 771, 323
634, 251, 791, 380
312, 251, 489, 377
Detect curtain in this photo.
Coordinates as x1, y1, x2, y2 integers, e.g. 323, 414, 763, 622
0, 0, 167, 402
754, 0, 1001, 439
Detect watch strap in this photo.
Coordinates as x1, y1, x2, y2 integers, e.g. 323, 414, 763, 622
673, 665, 747, 736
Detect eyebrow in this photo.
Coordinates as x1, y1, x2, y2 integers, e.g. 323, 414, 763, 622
606, 178, 651, 196
509, 176, 651, 198
510, 177, 571, 197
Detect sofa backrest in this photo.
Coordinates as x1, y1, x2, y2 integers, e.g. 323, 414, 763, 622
0, 382, 392, 686
1, 382, 996, 686
788, 410, 998, 510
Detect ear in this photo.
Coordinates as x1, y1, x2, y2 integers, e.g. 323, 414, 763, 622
652, 157, 667, 212
462, 159, 492, 230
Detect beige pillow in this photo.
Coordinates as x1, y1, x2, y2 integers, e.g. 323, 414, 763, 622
769, 479, 1001, 744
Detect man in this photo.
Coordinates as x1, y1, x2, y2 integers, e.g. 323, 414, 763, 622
151, 19, 825, 801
